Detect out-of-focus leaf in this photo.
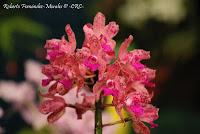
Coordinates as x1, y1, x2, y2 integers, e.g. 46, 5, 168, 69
162, 31, 197, 61
18, 128, 35, 134
17, 127, 52, 134
0, 17, 47, 54
151, 108, 200, 134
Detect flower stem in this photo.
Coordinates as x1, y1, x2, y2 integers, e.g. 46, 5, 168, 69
95, 97, 102, 134
102, 117, 132, 127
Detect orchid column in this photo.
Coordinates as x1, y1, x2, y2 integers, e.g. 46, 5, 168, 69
39, 12, 159, 134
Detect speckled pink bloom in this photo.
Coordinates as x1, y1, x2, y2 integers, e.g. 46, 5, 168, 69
39, 12, 159, 134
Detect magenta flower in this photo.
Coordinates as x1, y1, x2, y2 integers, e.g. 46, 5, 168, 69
39, 12, 159, 134
84, 55, 100, 71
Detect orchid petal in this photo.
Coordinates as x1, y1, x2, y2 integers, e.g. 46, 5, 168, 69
139, 104, 159, 124
93, 12, 105, 36
65, 24, 76, 51
104, 21, 119, 38
133, 121, 150, 134
118, 35, 133, 61
42, 78, 52, 86
47, 108, 65, 123
59, 79, 72, 90
39, 97, 66, 114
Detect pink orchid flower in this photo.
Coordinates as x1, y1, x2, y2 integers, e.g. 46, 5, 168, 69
39, 96, 66, 123
39, 12, 159, 134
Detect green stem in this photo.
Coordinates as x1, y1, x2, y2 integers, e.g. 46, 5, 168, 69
102, 117, 132, 127
94, 96, 102, 134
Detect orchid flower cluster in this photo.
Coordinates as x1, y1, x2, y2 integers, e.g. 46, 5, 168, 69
39, 12, 159, 134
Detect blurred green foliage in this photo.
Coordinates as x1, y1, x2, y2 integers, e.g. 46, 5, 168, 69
0, 17, 47, 57
18, 127, 52, 134
151, 108, 200, 134
163, 30, 197, 61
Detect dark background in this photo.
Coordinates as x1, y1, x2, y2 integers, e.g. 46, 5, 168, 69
0, 0, 200, 134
